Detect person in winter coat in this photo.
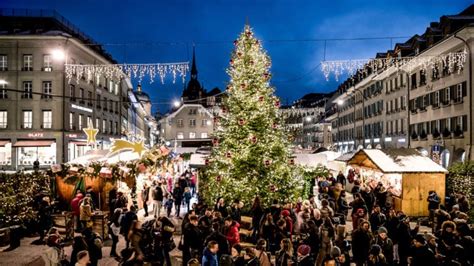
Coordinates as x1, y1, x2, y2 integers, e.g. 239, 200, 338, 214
351, 220, 373, 266
369, 205, 386, 233
82, 228, 103, 266
395, 215, 418, 266
215, 197, 228, 218
296, 244, 313, 266
75, 250, 90, 266
173, 183, 183, 218
120, 205, 138, 248
108, 208, 121, 258
316, 217, 335, 266
141, 183, 150, 217
371, 226, 393, 265
275, 238, 294, 266
115, 191, 128, 210
336, 171, 346, 187
205, 222, 230, 258
243, 247, 259, 266
409, 234, 436, 266
183, 215, 202, 266
202, 241, 219, 266
69, 235, 88, 266
183, 187, 193, 213
427, 191, 440, 224
152, 181, 164, 218
80, 197, 92, 230
254, 239, 271, 266
71, 192, 84, 232
224, 217, 240, 247
367, 244, 388, 266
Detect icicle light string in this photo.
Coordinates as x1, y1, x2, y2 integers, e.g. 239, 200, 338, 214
65, 62, 189, 84
321, 49, 467, 81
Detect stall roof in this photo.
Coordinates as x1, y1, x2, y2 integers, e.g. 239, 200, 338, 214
335, 152, 355, 162
189, 153, 207, 168
348, 149, 448, 173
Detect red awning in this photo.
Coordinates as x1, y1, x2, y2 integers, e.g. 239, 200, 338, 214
13, 140, 55, 147
0, 140, 10, 147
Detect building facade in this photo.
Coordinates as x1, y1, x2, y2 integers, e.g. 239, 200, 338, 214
329, 6, 474, 167
0, 10, 128, 169
159, 104, 214, 150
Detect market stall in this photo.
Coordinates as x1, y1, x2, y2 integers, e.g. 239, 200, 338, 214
347, 149, 447, 217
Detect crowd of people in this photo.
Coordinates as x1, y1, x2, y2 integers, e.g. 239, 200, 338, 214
35, 169, 472, 266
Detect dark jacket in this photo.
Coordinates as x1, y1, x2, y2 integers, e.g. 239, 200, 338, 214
152, 185, 163, 201
202, 248, 219, 266
411, 245, 436, 265
141, 186, 149, 202
351, 227, 373, 263
173, 187, 183, 204
275, 251, 294, 266
372, 236, 394, 264
205, 231, 230, 257
296, 255, 314, 266
120, 211, 137, 236
183, 222, 202, 250
427, 193, 440, 210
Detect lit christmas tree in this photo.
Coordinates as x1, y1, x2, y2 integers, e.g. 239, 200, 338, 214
202, 25, 301, 207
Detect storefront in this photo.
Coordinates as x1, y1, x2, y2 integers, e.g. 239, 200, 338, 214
13, 139, 56, 167
0, 140, 12, 167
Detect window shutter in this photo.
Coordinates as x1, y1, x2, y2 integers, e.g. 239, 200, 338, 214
440, 88, 445, 103
462, 81, 467, 97
450, 85, 456, 100
462, 115, 467, 131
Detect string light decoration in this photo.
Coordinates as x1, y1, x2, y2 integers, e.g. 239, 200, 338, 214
321, 49, 467, 81
65, 62, 190, 84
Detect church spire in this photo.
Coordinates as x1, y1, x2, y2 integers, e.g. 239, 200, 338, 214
191, 45, 198, 79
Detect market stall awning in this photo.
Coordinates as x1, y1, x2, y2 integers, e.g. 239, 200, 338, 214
0, 140, 10, 147
13, 140, 55, 147
189, 153, 207, 168
347, 149, 448, 173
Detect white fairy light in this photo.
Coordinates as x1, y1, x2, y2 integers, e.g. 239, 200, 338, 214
65, 62, 189, 85
320, 50, 467, 81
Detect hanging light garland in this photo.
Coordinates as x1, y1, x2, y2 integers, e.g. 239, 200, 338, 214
320, 49, 467, 81
65, 62, 190, 84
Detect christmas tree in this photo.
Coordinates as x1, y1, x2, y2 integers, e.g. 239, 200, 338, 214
202, 25, 301, 207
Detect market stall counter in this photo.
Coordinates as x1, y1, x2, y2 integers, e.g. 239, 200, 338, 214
347, 149, 448, 217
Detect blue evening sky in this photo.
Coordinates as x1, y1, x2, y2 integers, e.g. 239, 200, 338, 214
1, 0, 471, 113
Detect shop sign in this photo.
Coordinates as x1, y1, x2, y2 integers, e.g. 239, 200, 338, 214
28, 132, 44, 138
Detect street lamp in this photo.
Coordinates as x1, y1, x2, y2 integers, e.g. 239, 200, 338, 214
337, 99, 344, 106
51, 49, 66, 61
305, 117, 312, 122
173, 100, 181, 108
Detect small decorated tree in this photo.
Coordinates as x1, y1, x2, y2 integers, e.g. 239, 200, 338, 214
202, 25, 302, 207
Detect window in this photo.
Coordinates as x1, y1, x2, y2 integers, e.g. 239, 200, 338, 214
70, 85, 76, 101
22, 81, 33, 99
79, 88, 84, 101
109, 100, 113, 112
0, 83, 7, 99
78, 114, 83, 130
395, 120, 399, 134
419, 70, 426, 86
23, 110, 32, 128
115, 102, 118, 113
188, 109, 197, 115
177, 119, 183, 127
97, 95, 101, 108
202, 119, 208, 126
103, 119, 106, 132
0, 55, 7, 71
189, 132, 196, 139
455, 83, 463, 102
401, 119, 405, 134
109, 121, 113, 133
96, 74, 101, 86
88, 91, 92, 105
445, 87, 451, 103
69, 112, 74, 129
201, 132, 208, 138
42, 110, 52, 129
0, 111, 7, 128
432, 64, 440, 80
189, 119, 196, 127
103, 97, 108, 110
87, 116, 92, 127
401, 96, 405, 109
177, 132, 184, 139
42, 81, 52, 99
43, 55, 52, 71
433, 91, 440, 107
109, 80, 114, 93
23, 55, 33, 71
410, 73, 417, 89
95, 118, 99, 129
115, 122, 118, 134
114, 83, 119, 95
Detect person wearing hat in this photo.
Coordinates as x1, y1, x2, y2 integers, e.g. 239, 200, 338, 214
324, 246, 346, 265
352, 220, 373, 266
367, 244, 387, 266
371, 226, 393, 265
408, 234, 436, 265
280, 209, 293, 239
296, 244, 313, 266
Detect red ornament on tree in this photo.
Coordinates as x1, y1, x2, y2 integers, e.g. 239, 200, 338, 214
230, 59, 234, 65
270, 184, 276, 192
246, 30, 252, 37
233, 40, 238, 46
275, 100, 280, 107
250, 135, 257, 144
237, 52, 242, 57
222, 107, 227, 113
258, 96, 264, 102
289, 158, 295, 165
240, 83, 246, 89
250, 60, 254, 65
272, 123, 278, 129
212, 138, 219, 146
216, 175, 222, 182
226, 152, 232, 158
238, 118, 245, 125
264, 159, 271, 167
213, 117, 220, 124
263, 72, 270, 80
205, 159, 210, 166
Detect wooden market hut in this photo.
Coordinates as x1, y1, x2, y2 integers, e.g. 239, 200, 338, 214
347, 149, 448, 217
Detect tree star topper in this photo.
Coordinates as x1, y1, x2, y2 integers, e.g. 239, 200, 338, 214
110, 139, 147, 156
83, 126, 99, 145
